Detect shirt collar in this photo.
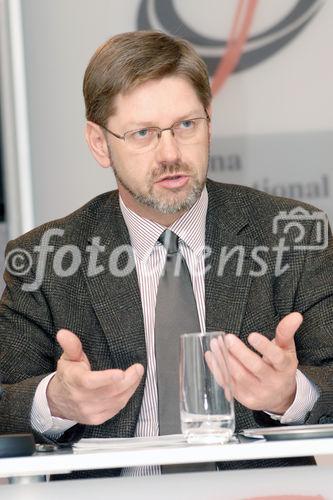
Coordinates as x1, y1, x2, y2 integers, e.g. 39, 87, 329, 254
120, 187, 208, 261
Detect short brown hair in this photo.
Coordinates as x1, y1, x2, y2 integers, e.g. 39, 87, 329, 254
83, 30, 211, 127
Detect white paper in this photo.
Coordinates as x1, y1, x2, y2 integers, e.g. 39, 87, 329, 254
73, 434, 188, 453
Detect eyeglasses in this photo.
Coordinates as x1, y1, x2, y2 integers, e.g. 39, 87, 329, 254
99, 111, 210, 153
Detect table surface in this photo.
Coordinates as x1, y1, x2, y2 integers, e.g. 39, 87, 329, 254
1, 435, 333, 478
1, 465, 333, 499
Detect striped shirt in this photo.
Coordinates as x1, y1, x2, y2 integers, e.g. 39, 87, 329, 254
120, 187, 208, 476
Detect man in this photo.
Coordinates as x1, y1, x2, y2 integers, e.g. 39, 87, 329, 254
0, 31, 333, 479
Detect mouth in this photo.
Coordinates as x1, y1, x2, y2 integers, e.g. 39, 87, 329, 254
155, 174, 189, 189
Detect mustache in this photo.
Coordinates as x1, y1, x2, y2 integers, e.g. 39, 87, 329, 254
151, 163, 191, 181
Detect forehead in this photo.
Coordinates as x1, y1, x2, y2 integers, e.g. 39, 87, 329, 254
111, 76, 203, 126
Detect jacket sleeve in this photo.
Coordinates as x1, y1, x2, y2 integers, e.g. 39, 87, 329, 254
254, 214, 333, 428
0, 239, 83, 444
291, 218, 333, 425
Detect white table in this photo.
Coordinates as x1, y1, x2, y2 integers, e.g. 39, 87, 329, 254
1, 465, 333, 499
1, 436, 333, 481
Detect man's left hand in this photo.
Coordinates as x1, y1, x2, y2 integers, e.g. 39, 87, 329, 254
207, 312, 303, 414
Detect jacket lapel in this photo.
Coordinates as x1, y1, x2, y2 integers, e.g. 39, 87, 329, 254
205, 181, 255, 335
81, 192, 146, 368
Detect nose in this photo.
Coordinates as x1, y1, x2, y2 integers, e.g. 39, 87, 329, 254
154, 129, 181, 165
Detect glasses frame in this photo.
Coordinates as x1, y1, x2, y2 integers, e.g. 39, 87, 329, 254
99, 109, 210, 150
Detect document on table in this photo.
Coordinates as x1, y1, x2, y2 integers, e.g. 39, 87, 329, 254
73, 434, 188, 453
73, 434, 240, 453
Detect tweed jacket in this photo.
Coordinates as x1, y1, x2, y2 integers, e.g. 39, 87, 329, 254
1, 179, 333, 479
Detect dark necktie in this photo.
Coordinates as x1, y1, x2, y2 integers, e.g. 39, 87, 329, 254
154, 230, 216, 473
155, 230, 201, 435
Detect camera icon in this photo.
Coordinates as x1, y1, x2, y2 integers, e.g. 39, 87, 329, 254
272, 207, 329, 250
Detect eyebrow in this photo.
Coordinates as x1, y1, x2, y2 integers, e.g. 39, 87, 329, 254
125, 109, 205, 129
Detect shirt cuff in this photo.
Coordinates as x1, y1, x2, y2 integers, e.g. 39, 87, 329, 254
266, 369, 320, 424
31, 372, 77, 436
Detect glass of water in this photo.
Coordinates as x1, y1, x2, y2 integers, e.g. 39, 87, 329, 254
180, 331, 235, 444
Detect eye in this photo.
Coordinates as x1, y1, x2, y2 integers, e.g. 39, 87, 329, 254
132, 128, 154, 140
179, 120, 195, 129
135, 128, 148, 138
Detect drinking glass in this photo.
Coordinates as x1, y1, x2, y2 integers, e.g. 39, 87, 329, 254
180, 331, 235, 444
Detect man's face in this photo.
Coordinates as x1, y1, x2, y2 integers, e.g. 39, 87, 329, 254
105, 76, 210, 223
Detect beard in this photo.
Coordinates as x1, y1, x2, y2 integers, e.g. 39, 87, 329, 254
112, 160, 208, 215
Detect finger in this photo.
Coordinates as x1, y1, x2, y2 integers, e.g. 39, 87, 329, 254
210, 337, 230, 377
275, 312, 303, 351
101, 363, 144, 394
205, 350, 233, 402
226, 352, 259, 404
57, 329, 88, 364
225, 334, 273, 380
205, 350, 226, 388
97, 366, 144, 402
248, 332, 293, 372
79, 363, 144, 391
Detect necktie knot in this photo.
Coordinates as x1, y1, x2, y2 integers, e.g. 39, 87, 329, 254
158, 230, 179, 255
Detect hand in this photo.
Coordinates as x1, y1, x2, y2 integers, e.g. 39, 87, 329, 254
205, 337, 233, 402
205, 312, 303, 414
46, 329, 144, 425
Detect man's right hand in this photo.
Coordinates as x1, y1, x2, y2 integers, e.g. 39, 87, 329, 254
46, 329, 144, 425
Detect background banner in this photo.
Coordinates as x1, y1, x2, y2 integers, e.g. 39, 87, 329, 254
1, 0, 332, 230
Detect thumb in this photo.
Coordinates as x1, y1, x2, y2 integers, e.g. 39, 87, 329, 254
56, 329, 90, 367
275, 312, 303, 350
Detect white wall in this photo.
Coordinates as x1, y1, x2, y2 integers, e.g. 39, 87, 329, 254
19, 0, 140, 227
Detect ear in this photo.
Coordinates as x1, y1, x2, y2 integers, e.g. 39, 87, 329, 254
85, 121, 112, 168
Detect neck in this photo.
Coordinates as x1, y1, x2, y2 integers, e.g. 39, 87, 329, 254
119, 190, 186, 226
